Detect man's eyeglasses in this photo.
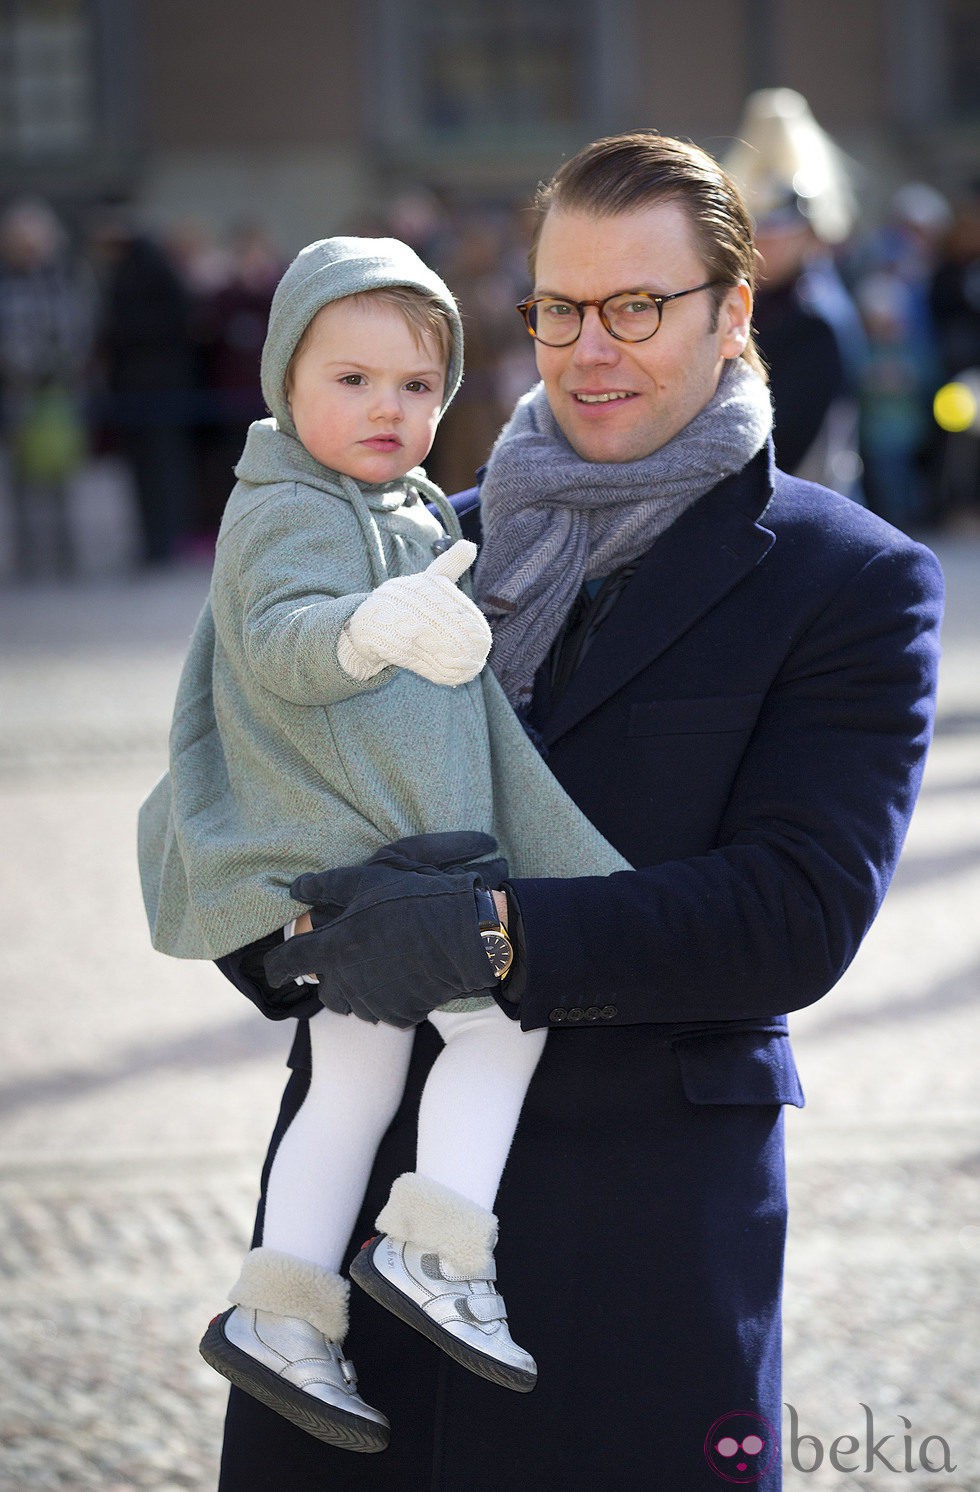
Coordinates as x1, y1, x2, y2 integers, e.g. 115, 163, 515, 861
516, 282, 722, 347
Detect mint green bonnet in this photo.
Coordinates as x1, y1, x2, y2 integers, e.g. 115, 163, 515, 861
260, 236, 464, 439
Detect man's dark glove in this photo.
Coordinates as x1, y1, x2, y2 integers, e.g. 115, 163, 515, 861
293, 831, 508, 920
263, 831, 508, 1028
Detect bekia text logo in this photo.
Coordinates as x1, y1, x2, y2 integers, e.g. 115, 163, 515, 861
785, 1403, 957, 1474
704, 1411, 779, 1484
705, 1405, 957, 1480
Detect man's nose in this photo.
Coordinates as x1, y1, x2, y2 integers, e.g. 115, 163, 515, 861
571, 306, 619, 365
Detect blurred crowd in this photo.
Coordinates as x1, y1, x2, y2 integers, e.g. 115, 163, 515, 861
0, 193, 539, 580
2, 92, 979, 581
723, 88, 980, 537
0, 202, 289, 579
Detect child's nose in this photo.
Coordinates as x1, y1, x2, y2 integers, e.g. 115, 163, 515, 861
371, 387, 403, 420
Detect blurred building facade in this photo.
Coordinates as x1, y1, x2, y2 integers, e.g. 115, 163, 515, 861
1, 0, 978, 255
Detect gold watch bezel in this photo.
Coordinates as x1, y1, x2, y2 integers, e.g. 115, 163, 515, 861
480, 925, 514, 979
476, 886, 514, 979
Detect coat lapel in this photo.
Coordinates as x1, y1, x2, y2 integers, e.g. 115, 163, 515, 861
540, 446, 777, 747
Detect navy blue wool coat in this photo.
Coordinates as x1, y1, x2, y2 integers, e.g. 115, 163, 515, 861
217, 443, 943, 1491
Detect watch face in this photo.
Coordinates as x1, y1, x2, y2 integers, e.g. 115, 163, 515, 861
481, 929, 514, 979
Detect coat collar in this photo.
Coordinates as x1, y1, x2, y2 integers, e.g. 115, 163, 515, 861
538, 442, 777, 746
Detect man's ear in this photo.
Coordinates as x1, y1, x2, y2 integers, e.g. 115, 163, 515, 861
719, 281, 753, 359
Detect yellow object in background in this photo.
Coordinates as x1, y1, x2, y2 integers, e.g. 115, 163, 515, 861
934, 377, 980, 435
12, 384, 87, 482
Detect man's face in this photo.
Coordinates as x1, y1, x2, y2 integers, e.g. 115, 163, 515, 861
531, 202, 752, 463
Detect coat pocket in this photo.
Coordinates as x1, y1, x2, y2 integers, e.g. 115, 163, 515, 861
672, 1031, 805, 1108
628, 694, 763, 737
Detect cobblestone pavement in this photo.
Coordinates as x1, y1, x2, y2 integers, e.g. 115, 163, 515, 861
0, 539, 978, 1490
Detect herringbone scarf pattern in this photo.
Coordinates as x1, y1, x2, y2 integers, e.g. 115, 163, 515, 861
474, 358, 773, 708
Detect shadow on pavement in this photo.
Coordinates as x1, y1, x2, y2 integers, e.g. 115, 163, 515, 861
800, 951, 980, 1038
0, 1013, 288, 1118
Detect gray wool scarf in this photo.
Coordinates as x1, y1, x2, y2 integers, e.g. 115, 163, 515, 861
474, 357, 773, 708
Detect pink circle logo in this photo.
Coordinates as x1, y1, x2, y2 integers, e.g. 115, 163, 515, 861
704, 1411, 780, 1483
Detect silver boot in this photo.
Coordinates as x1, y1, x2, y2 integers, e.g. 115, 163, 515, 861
200, 1306, 389, 1452
201, 1246, 388, 1451
350, 1233, 537, 1393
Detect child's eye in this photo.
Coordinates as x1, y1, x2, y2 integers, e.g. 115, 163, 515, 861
340, 374, 365, 386
404, 380, 431, 393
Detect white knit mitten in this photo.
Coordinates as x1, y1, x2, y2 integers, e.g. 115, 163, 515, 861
337, 540, 492, 686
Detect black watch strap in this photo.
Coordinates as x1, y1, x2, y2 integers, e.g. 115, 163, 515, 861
475, 886, 500, 925
475, 886, 514, 980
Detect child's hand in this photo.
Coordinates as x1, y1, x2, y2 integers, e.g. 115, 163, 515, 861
337, 540, 492, 686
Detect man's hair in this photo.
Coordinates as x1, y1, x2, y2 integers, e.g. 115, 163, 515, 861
286, 285, 454, 395
530, 131, 766, 380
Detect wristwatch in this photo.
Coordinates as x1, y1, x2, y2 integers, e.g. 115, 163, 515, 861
475, 886, 514, 980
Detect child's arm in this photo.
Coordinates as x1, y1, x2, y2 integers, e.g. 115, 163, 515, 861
230, 495, 391, 706
232, 499, 488, 703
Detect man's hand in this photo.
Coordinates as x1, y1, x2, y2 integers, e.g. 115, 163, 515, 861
264, 832, 508, 1027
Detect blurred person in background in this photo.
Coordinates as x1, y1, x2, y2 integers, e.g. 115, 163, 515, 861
0, 197, 92, 579
89, 213, 198, 568
856, 181, 952, 353
854, 267, 938, 531
929, 186, 980, 529
165, 217, 234, 300
427, 209, 536, 494
385, 188, 457, 271
725, 88, 867, 500
850, 183, 951, 529
192, 221, 284, 545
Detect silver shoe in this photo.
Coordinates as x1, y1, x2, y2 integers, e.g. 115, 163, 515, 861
349, 1234, 537, 1392
199, 1306, 389, 1452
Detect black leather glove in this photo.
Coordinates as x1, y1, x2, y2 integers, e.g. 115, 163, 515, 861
264, 832, 507, 1028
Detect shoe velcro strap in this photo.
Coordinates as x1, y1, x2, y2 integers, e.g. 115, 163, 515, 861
425, 1291, 508, 1326
456, 1292, 507, 1324
434, 1255, 497, 1283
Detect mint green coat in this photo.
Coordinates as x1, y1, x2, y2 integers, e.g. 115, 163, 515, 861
137, 420, 628, 960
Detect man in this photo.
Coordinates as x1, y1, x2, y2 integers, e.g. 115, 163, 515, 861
216, 133, 942, 1490
750, 190, 867, 494
723, 88, 867, 495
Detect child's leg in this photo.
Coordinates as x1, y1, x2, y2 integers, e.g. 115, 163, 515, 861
262, 1007, 415, 1272
417, 1003, 547, 1209
201, 1010, 413, 1450
349, 1005, 546, 1393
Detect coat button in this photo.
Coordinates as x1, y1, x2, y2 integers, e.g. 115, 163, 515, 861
600, 1005, 617, 1019
549, 1007, 567, 1023
585, 1006, 600, 1021
568, 1007, 585, 1022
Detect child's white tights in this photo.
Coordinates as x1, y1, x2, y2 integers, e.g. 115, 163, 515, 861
261, 1002, 546, 1273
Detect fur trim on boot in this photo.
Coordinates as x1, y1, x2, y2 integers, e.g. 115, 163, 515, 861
375, 1172, 498, 1276
229, 1247, 350, 1342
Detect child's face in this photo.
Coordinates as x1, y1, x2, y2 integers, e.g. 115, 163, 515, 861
287, 297, 446, 484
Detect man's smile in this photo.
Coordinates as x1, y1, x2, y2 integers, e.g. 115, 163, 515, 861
572, 390, 636, 404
